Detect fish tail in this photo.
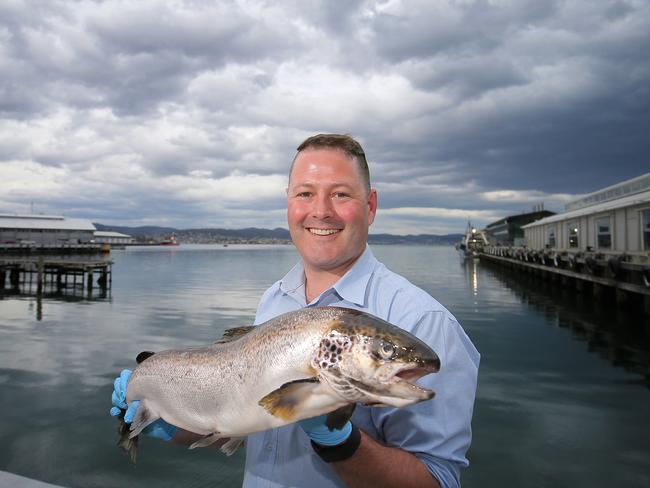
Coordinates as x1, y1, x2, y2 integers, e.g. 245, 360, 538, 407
116, 408, 138, 464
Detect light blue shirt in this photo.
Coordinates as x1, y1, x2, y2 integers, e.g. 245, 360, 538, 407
244, 247, 479, 488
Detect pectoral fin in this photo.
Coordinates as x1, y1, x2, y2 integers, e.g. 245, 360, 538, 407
258, 377, 320, 421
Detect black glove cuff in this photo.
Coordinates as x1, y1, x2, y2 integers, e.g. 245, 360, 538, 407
310, 424, 361, 463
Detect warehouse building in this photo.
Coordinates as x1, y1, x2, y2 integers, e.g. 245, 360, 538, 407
485, 209, 555, 246
522, 173, 650, 255
93, 230, 134, 245
0, 214, 96, 246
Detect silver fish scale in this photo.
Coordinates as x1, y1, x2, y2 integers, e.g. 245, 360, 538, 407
126, 308, 345, 437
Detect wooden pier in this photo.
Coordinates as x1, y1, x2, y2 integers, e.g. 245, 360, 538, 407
479, 248, 650, 316
0, 256, 112, 298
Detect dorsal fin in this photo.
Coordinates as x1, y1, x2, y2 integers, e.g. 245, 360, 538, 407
136, 351, 155, 364
214, 326, 256, 344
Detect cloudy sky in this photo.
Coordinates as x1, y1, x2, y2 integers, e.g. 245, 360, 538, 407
1, 0, 648, 235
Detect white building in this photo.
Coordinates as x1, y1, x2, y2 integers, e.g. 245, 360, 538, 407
0, 214, 96, 245
93, 230, 134, 245
522, 173, 650, 256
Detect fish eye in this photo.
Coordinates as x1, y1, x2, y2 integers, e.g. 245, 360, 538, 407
377, 341, 395, 360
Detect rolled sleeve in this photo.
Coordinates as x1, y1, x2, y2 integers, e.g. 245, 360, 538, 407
374, 310, 480, 488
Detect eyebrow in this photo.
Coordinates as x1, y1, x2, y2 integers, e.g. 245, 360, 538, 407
291, 181, 355, 189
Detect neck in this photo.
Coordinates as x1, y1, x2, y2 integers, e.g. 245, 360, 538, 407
303, 253, 364, 303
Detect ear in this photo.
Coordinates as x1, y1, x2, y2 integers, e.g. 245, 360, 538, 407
367, 188, 377, 226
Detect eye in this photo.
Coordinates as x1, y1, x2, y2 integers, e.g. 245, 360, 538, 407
377, 341, 395, 360
296, 191, 312, 198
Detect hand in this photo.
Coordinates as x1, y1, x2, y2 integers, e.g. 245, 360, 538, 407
109, 369, 178, 442
299, 414, 352, 447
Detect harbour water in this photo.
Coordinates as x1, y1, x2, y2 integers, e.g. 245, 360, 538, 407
1, 245, 648, 487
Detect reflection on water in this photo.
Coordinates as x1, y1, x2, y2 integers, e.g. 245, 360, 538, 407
476, 258, 650, 388
1, 245, 649, 488
1, 290, 111, 322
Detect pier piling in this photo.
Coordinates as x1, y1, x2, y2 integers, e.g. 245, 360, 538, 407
0, 256, 112, 298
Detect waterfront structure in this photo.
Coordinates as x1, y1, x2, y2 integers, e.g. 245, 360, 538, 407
93, 230, 134, 245
522, 173, 650, 256
486, 209, 555, 246
0, 214, 96, 246
0, 255, 112, 300
480, 173, 650, 310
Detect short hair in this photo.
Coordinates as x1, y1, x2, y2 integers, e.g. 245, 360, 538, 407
290, 134, 371, 193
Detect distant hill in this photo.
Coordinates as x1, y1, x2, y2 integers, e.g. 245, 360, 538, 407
93, 223, 461, 245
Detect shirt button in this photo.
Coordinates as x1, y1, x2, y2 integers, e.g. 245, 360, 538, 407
266, 444, 273, 451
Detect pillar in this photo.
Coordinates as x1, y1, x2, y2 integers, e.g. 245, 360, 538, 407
37, 258, 44, 294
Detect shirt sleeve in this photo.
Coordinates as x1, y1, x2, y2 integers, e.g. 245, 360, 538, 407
371, 310, 480, 488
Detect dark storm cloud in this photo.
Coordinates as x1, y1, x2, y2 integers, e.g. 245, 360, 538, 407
0, 0, 298, 116
1, 0, 648, 234
358, 0, 650, 194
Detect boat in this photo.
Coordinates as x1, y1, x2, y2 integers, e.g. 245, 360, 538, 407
456, 222, 490, 261
160, 234, 179, 246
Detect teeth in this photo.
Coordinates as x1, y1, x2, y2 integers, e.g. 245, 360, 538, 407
308, 228, 340, 236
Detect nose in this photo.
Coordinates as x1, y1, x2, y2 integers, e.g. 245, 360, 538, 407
311, 193, 334, 219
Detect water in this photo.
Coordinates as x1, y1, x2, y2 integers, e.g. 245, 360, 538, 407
1, 245, 648, 487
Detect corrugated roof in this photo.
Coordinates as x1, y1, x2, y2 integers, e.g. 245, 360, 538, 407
94, 230, 132, 238
0, 214, 96, 231
522, 190, 650, 228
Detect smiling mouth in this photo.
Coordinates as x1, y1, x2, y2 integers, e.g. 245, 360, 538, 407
307, 228, 341, 236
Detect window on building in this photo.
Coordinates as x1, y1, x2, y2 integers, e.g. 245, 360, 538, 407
568, 222, 579, 248
596, 216, 611, 249
547, 227, 556, 247
643, 209, 650, 250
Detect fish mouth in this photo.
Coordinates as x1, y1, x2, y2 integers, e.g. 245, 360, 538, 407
391, 363, 438, 397
361, 362, 440, 407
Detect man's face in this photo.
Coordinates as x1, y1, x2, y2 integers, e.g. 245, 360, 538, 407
287, 148, 377, 276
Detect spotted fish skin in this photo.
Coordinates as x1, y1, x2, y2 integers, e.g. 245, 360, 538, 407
120, 307, 440, 460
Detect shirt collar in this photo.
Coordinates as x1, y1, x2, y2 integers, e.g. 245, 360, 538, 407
278, 246, 377, 307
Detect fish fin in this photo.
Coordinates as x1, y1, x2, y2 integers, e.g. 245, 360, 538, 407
128, 400, 159, 438
214, 326, 256, 344
136, 351, 155, 364
221, 437, 245, 456
325, 404, 356, 431
258, 377, 320, 421
189, 433, 222, 449
116, 409, 139, 464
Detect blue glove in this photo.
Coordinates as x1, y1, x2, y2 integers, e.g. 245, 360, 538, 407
110, 369, 178, 442
299, 415, 352, 447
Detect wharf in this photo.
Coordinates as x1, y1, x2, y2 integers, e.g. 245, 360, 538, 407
479, 248, 650, 315
0, 255, 112, 297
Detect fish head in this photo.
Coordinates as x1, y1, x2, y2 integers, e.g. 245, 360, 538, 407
313, 308, 441, 408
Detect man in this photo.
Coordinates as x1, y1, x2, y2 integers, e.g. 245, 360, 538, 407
111, 134, 479, 487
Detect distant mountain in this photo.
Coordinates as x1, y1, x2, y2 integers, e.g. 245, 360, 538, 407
93, 223, 461, 245
94, 223, 178, 237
